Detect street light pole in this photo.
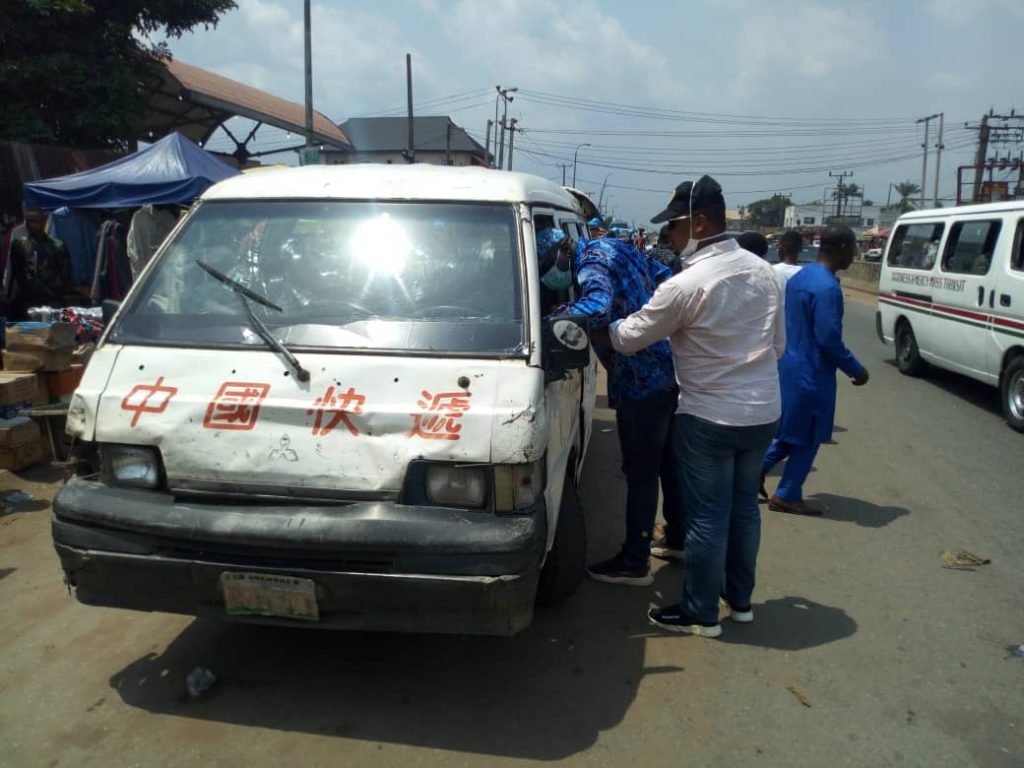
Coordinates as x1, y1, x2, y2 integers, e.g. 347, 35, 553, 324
572, 143, 591, 188
598, 173, 612, 209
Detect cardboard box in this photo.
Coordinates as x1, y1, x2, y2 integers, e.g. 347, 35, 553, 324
31, 374, 49, 406
5, 322, 77, 350
0, 372, 39, 405
2, 348, 73, 373
0, 438, 44, 471
45, 365, 84, 398
0, 417, 41, 446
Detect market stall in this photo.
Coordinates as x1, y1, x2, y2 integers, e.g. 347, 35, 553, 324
1, 133, 238, 469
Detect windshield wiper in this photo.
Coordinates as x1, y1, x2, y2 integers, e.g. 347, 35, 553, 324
196, 260, 310, 382
196, 259, 283, 312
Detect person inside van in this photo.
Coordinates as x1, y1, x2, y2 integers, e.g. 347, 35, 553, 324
535, 227, 572, 314
551, 222, 684, 586
761, 224, 869, 516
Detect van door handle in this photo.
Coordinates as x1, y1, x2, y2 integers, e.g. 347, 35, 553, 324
1001, 294, 1012, 307
989, 289, 995, 308
977, 286, 985, 306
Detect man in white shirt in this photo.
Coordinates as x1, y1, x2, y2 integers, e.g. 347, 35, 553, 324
609, 175, 784, 638
773, 230, 803, 285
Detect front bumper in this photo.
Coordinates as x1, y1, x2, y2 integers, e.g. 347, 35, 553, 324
52, 479, 546, 635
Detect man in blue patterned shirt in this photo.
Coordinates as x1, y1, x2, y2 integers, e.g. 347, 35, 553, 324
552, 231, 684, 585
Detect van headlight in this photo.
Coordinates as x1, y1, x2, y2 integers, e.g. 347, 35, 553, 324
102, 445, 163, 489
493, 461, 544, 513
425, 465, 487, 508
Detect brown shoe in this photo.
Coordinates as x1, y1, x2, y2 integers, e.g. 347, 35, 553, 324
768, 495, 823, 517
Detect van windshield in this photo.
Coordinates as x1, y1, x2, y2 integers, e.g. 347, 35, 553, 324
110, 200, 526, 355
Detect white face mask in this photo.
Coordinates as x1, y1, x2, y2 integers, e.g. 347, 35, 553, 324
678, 233, 700, 259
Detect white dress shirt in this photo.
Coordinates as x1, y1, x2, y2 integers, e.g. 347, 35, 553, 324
610, 238, 784, 426
773, 261, 802, 286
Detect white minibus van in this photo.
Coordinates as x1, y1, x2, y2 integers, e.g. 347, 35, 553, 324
52, 165, 598, 635
877, 201, 1024, 431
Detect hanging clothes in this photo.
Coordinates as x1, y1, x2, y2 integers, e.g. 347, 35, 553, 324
47, 207, 101, 287
90, 219, 131, 303
127, 205, 177, 280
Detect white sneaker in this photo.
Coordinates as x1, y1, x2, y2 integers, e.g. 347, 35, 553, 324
719, 597, 754, 623
650, 535, 685, 562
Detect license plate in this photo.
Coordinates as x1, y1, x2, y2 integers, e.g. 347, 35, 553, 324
220, 572, 319, 622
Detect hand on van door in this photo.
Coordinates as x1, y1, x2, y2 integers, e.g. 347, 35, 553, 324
851, 368, 870, 386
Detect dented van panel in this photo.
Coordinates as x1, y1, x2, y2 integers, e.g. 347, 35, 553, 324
94, 347, 512, 493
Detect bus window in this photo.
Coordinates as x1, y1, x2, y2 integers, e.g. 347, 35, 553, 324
942, 220, 1002, 275
887, 223, 944, 270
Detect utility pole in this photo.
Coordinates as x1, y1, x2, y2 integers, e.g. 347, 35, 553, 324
932, 112, 944, 207
495, 86, 517, 170
303, 0, 313, 146
445, 119, 452, 166
828, 170, 853, 222
405, 53, 415, 163
484, 119, 493, 167
506, 118, 518, 170
558, 163, 569, 185
916, 113, 940, 208
970, 113, 991, 203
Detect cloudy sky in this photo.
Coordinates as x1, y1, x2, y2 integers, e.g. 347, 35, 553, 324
167, 0, 1022, 225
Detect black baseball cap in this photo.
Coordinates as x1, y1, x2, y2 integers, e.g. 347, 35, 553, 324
650, 175, 725, 223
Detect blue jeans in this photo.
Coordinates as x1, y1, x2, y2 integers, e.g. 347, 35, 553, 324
616, 389, 686, 568
676, 414, 778, 624
763, 439, 820, 501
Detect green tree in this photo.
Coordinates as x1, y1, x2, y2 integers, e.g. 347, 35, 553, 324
0, 0, 236, 149
894, 180, 921, 213
745, 194, 792, 228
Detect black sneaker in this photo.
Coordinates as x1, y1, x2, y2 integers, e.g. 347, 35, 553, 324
586, 554, 653, 586
647, 605, 722, 638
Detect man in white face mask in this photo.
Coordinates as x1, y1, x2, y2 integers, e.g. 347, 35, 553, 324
610, 175, 785, 638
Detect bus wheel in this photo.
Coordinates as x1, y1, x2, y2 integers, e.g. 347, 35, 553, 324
1001, 355, 1024, 432
536, 475, 586, 606
896, 321, 926, 376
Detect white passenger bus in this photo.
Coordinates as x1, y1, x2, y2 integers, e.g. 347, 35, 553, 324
877, 200, 1024, 431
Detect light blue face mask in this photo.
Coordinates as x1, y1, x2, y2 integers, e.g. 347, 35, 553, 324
541, 264, 572, 290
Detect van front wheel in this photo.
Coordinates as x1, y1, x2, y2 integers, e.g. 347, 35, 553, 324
1001, 356, 1024, 432
536, 477, 586, 606
896, 321, 926, 376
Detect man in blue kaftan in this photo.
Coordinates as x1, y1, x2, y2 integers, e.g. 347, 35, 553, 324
762, 225, 870, 516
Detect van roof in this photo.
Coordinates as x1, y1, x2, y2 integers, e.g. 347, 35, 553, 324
201, 164, 580, 209
900, 200, 1024, 220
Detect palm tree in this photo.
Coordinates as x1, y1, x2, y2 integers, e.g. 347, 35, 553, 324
895, 181, 921, 212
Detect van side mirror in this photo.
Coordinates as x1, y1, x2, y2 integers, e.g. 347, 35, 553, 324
101, 299, 121, 325
543, 315, 590, 375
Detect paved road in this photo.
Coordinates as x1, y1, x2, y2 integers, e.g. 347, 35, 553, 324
2, 292, 1022, 767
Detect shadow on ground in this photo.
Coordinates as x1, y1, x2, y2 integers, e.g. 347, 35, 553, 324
107, 415, 684, 761
806, 493, 910, 528
884, 360, 1002, 418
719, 596, 857, 651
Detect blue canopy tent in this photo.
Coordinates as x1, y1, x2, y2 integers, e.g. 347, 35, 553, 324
22, 132, 239, 209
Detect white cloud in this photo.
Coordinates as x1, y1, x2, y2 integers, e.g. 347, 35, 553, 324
169, 0, 439, 120
927, 0, 1024, 25
443, 0, 678, 103
731, 2, 876, 101
928, 70, 975, 90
